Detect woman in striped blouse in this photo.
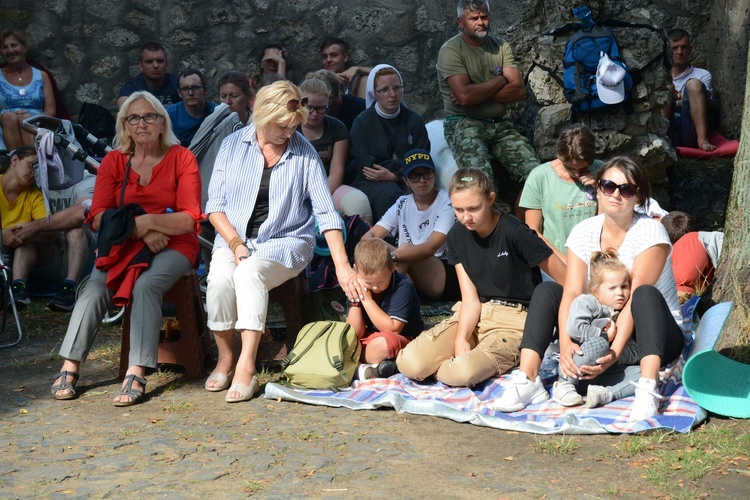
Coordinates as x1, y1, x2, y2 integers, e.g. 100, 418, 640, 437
203, 81, 360, 403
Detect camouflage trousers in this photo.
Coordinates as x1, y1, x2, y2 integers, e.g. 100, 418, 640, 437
443, 116, 539, 182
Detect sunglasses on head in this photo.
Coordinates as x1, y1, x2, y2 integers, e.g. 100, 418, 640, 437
283, 97, 308, 112
598, 179, 638, 199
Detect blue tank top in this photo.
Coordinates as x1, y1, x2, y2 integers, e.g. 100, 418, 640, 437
0, 67, 45, 115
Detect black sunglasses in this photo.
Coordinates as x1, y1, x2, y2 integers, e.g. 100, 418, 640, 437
598, 179, 638, 199
406, 170, 435, 182
283, 97, 308, 112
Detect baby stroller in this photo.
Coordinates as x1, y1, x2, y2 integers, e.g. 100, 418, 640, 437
0, 116, 113, 348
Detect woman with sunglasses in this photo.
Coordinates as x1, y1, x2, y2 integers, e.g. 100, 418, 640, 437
362, 149, 459, 301
204, 81, 361, 402
396, 168, 566, 388
51, 92, 202, 406
494, 157, 682, 421
298, 78, 371, 223
349, 64, 430, 222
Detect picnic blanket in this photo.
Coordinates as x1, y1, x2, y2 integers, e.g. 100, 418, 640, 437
266, 301, 737, 435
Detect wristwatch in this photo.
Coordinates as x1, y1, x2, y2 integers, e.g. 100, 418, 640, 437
390, 251, 397, 263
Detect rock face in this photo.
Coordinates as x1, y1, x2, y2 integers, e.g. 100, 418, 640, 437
1, 0, 744, 199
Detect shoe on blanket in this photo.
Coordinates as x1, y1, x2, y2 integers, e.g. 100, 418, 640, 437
492, 370, 549, 413
552, 380, 583, 406
585, 385, 613, 408
377, 359, 399, 378
356, 363, 379, 381
629, 378, 662, 420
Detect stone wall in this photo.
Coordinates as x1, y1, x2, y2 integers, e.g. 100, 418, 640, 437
2, 0, 744, 197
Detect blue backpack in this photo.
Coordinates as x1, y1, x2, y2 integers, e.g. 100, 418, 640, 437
562, 24, 633, 112
527, 7, 668, 120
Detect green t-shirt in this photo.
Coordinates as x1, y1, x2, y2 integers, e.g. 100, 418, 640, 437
518, 160, 603, 254
436, 34, 516, 120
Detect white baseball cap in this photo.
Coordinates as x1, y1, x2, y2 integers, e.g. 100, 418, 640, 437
596, 52, 627, 104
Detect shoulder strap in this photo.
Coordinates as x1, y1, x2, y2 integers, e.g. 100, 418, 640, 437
279, 322, 334, 369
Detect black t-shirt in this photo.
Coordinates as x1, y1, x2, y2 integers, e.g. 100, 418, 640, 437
336, 94, 366, 131
447, 213, 552, 304
359, 272, 424, 338
246, 167, 273, 238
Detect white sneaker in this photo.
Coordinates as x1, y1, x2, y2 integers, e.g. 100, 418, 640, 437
585, 385, 613, 408
552, 380, 583, 407
493, 370, 549, 412
629, 378, 662, 421
356, 363, 379, 381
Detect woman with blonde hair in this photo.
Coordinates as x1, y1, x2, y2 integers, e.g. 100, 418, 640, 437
51, 91, 202, 406
204, 80, 361, 402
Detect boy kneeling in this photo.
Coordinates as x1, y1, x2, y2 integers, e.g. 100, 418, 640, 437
348, 239, 423, 380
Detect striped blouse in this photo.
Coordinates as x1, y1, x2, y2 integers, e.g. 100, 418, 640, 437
206, 124, 341, 271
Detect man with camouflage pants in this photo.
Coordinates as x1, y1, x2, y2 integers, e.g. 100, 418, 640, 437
437, 0, 538, 182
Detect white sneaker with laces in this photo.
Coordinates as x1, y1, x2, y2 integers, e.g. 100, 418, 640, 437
629, 377, 662, 421
356, 363, 379, 381
493, 370, 549, 412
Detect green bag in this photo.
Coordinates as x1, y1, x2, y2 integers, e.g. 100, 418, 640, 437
279, 321, 361, 390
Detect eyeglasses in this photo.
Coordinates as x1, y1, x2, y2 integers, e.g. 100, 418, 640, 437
307, 104, 328, 115
598, 179, 638, 199
374, 85, 404, 95
281, 97, 308, 112
124, 113, 162, 125
406, 170, 435, 182
178, 85, 205, 94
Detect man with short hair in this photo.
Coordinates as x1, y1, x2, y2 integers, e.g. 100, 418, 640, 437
166, 69, 217, 146
666, 28, 716, 151
117, 42, 180, 109
320, 37, 371, 99
436, 0, 539, 182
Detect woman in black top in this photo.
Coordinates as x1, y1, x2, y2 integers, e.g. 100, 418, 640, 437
396, 168, 566, 387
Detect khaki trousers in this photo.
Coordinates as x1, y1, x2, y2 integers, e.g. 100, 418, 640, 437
396, 301, 526, 387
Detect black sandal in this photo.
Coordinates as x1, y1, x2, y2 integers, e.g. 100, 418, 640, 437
51, 371, 79, 400
114, 374, 147, 407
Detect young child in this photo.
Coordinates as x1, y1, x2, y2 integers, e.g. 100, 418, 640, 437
553, 250, 631, 406
661, 211, 723, 303
347, 238, 423, 380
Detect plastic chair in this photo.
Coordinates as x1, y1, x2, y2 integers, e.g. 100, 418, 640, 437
118, 272, 212, 379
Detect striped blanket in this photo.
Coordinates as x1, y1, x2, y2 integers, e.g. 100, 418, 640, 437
265, 299, 718, 435
265, 372, 705, 435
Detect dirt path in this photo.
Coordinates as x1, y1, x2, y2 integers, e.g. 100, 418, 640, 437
1, 330, 748, 499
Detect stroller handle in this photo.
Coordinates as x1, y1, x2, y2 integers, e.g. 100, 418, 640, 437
22, 115, 103, 171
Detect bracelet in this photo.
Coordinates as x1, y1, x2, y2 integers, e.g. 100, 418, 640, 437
349, 301, 363, 308
229, 236, 245, 253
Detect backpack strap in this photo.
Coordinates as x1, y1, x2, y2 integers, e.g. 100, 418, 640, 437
599, 18, 670, 73
524, 61, 565, 90
326, 323, 354, 387
279, 322, 333, 369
